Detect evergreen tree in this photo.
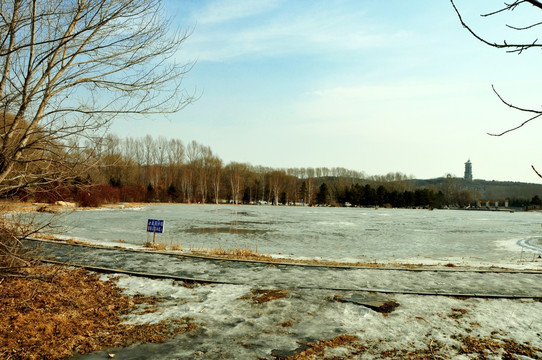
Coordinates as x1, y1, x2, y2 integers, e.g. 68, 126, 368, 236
316, 183, 329, 205
300, 181, 307, 205
167, 184, 178, 201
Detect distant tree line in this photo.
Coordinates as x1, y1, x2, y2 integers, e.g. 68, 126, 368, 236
14, 134, 541, 208
335, 183, 445, 208
21, 134, 365, 206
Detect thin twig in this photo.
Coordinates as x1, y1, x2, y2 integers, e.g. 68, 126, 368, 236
487, 113, 542, 136
507, 20, 542, 30
531, 165, 542, 178
481, 1, 522, 17
487, 85, 542, 136
450, 0, 542, 53
429, 338, 436, 359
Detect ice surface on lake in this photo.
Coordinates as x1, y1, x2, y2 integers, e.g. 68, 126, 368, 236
41, 204, 542, 267
30, 205, 542, 359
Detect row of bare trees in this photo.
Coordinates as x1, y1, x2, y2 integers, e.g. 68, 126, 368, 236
8, 130, 419, 206
76, 134, 420, 206
87, 135, 333, 205
95, 136, 372, 186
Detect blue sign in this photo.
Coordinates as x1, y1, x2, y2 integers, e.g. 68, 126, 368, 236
147, 219, 164, 233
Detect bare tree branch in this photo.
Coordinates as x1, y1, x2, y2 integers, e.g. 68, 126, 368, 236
506, 20, 542, 30
451, 0, 542, 53
525, 0, 542, 10
0, 0, 195, 196
481, 1, 524, 17
487, 113, 542, 136
451, 0, 542, 179
531, 165, 542, 178
487, 85, 542, 136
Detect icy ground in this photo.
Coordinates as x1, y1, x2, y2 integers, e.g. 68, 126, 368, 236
34, 240, 541, 298
72, 275, 541, 360
29, 240, 542, 359
23, 205, 542, 358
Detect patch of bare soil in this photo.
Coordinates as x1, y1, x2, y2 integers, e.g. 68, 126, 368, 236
379, 338, 447, 359
0, 265, 195, 360
271, 334, 363, 360
268, 333, 542, 360
239, 289, 288, 304
457, 335, 541, 359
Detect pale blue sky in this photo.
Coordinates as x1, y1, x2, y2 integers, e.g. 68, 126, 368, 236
111, 0, 542, 183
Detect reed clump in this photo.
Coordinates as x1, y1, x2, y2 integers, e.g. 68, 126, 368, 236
143, 242, 166, 251
189, 246, 271, 260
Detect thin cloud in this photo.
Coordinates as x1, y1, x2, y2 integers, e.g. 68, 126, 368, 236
180, 2, 407, 62
193, 0, 283, 25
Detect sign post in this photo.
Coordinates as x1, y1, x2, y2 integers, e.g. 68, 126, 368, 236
147, 219, 164, 244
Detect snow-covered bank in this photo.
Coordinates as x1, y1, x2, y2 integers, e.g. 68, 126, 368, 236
74, 275, 541, 359
29, 239, 542, 358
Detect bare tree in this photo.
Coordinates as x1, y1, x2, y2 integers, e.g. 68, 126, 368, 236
167, 138, 185, 167
305, 168, 316, 206
142, 135, 156, 185
180, 165, 194, 203
195, 144, 213, 204
99, 134, 123, 184
450, 0, 542, 177
268, 170, 285, 205
208, 156, 223, 204
225, 162, 246, 205
0, 0, 195, 195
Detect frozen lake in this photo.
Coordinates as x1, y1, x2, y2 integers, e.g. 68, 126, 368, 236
25, 205, 542, 359
41, 204, 542, 268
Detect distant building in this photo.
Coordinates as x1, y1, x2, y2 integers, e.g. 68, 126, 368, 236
464, 159, 473, 181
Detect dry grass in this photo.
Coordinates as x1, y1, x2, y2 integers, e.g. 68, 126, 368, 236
143, 242, 166, 250
188, 247, 425, 269
379, 340, 446, 359
0, 215, 40, 270
457, 335, 541, 359
448, 307, 468, 320
378, 335, 542, 360
238, 289, 288, 304
189, 246, 272, 260
281, 334, 362, 360
0, 265, 196, 360
172, 246, 431, 270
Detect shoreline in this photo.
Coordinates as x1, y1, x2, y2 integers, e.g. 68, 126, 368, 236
2, 199, 538, 214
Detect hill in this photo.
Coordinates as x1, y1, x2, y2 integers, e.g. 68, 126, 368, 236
411, 177, 542, 202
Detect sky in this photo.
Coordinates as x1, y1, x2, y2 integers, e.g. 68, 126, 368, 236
110, 0, 542, 183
